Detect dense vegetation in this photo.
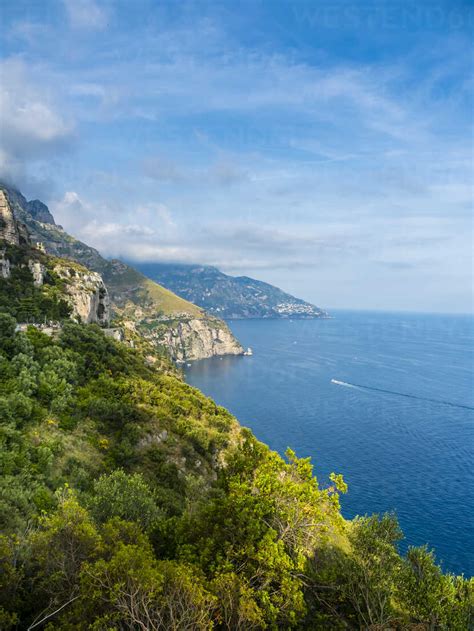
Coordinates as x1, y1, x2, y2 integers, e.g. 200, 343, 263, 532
0, 245, 71, 322
0, 311, 472, 630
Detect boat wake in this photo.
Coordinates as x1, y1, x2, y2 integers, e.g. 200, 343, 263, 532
330, 379, 359, 389
331, 379, 474, 411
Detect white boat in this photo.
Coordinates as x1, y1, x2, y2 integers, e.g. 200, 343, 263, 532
244, 347, 253, 356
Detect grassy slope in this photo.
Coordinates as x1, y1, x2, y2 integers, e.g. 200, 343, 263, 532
102, 261, 202, 317
143, 277, 202, 316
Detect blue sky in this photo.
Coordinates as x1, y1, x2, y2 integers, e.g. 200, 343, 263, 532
0, 0, 472, 312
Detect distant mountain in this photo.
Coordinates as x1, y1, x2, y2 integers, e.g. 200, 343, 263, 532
134, 263, 328, 319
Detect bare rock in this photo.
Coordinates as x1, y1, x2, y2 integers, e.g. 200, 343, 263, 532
28, 259, 46, 287
0, 250, 10, 279
0, 190, 21, 245
54, 264, 110, 325
160, 317, 244, 362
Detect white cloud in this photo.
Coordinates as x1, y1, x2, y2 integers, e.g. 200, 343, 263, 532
1, 4, 471, 311
82, 221, 155, 238
0, 59, 74, 183
62, 0, 109, 31
8, 101, 70, 143
51, 192, 179, 258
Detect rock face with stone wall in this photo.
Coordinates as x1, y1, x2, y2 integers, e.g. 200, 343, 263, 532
0, 250, 11, 279
28, 260, 46, 287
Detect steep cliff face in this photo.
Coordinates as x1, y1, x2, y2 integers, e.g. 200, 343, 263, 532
0, 247, 110, 326
0, 189, 29, 246
54, 263, 110, 325
148, 316, 244, 362
26, 199, 56, 225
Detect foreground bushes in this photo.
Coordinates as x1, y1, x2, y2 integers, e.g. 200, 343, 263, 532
0, 316, 472, 629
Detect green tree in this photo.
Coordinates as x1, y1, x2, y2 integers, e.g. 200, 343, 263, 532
0, 313, 17, 357
398, 546, 474, 629
0, 535, 21, 629
343, 514, 403, 628
26, 490, 100, 629
79, 534, 215, 630
211, 572, 265, 630
178, 440, 346, 629
89, 470, 160, 530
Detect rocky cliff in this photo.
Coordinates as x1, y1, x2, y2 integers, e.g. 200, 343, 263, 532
26, 199, 56, 225
0, 189, 110, 326
53, 263, 110, 325
0, 189, 29, 246
0, 249, 11, 279
140, 315, 244, 362
1, 184, 243, 361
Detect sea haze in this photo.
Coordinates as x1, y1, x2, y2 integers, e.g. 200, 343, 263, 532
185, 311, 474, 577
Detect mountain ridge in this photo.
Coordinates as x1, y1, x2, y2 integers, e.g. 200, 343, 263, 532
134, 262, 328, 320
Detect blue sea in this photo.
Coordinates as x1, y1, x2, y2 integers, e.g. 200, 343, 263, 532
185, 311, 474, 577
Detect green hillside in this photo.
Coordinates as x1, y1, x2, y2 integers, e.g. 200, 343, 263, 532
0, 243, 72, 322
0, 305, 471, 628
101, 260, 202, 318
0, 187, 471, 630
